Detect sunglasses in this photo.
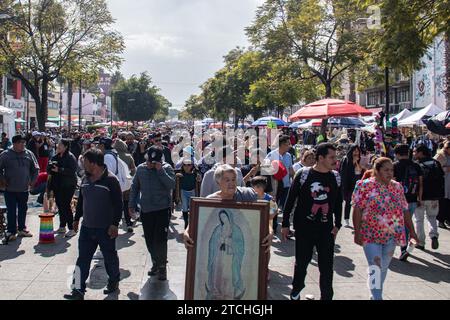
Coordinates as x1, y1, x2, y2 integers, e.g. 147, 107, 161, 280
154, 139, 162, 142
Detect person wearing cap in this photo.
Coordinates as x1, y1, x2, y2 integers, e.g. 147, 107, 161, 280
128, 146, 176, 281
0, 135, 39, 240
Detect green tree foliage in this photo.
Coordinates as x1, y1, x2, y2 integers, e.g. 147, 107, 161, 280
357, 0, 450, 74
246, 57, 322, 117
183, 94, 210, 120
246, 0, 367, 98
112, 72, 171, 122
0, 0, 124, 130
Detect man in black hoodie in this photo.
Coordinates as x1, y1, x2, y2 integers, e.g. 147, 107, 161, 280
282, 143, 343, 300
64, 148, 123, 300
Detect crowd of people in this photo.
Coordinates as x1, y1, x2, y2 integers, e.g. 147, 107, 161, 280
0, 123, 449, 301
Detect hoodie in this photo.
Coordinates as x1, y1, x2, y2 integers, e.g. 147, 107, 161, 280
0, 148, 39, 192
113, 139, 136, 176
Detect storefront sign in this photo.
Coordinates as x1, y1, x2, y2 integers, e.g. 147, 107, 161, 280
6, 98, 24, 112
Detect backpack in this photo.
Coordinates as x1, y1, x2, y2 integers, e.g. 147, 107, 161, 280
106, 151, 132, 192
298, 167, 341, 189
399, 163, 420, 197
419, 159, 444, 198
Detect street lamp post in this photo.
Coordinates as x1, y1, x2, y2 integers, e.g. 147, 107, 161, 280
78, 79, 82, 130
126, 98, 135, 130
385, 66, 390, 121
110, 90, 114, 132
59, 82, 63, 132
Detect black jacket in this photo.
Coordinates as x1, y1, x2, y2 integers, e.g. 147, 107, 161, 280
339, 145, 362, 195
70, 138, 82, 160
47, 151, 78, 190
75, 166, 123, 228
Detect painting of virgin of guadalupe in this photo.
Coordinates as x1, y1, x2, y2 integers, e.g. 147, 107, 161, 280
185, 199, 269, 300
206, 210, 245, 300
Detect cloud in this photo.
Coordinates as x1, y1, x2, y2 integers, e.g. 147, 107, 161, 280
106, 0, 266, 109
125, 33, 188, 58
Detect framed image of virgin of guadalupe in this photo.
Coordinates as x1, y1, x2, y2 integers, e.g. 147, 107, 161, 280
185, 198, 269, 300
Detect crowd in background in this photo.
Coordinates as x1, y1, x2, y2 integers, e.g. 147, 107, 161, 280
0, 123, 449, 300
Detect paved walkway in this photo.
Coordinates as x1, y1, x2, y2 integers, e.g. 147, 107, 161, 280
1, 200, 449, 300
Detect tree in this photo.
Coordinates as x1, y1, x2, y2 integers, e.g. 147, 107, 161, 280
246, 0, 366, 98
183, 94, 210, 120
112, 72, 170, 122
0, 0, 124, 130
153, 94, 172, 122
246, 57, 323, 117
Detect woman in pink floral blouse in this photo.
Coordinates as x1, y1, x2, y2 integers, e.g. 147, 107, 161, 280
352, 157, 418, 300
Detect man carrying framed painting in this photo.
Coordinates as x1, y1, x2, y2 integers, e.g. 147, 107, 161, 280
281, 143, 343, 301
183, 164, 274, 300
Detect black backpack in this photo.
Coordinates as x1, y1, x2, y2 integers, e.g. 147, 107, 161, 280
420, 159, 444, 198
400, 163, 420, 197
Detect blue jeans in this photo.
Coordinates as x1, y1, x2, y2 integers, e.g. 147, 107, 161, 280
401, 202, 417, 253
181, 189, 195, 213
4, 191, 29, 234
73, 226, 120, 293
363, 238, 397, 300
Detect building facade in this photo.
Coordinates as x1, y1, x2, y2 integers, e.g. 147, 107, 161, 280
344, 34, 449, 112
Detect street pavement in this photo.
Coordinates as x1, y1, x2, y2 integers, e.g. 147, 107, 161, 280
0, 197, 449, 300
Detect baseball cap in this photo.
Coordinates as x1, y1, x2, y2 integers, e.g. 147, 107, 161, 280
98, 137, 113, 150
32, 131, 41, 137
12, 135, 27, 144
146, 146, 163, 163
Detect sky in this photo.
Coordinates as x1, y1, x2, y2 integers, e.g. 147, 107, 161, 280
106, 0, 265, 110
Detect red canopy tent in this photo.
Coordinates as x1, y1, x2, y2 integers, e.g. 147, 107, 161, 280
289, 99, 373, 122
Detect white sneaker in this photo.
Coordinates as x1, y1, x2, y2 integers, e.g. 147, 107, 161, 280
55, 227, 66, 234
65, 230, 77, 238
344, 219, 350, 227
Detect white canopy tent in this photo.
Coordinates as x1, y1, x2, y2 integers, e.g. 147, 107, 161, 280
398, 103, 444, 127
392, 109, 412, 121
0, 105, 15, 137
